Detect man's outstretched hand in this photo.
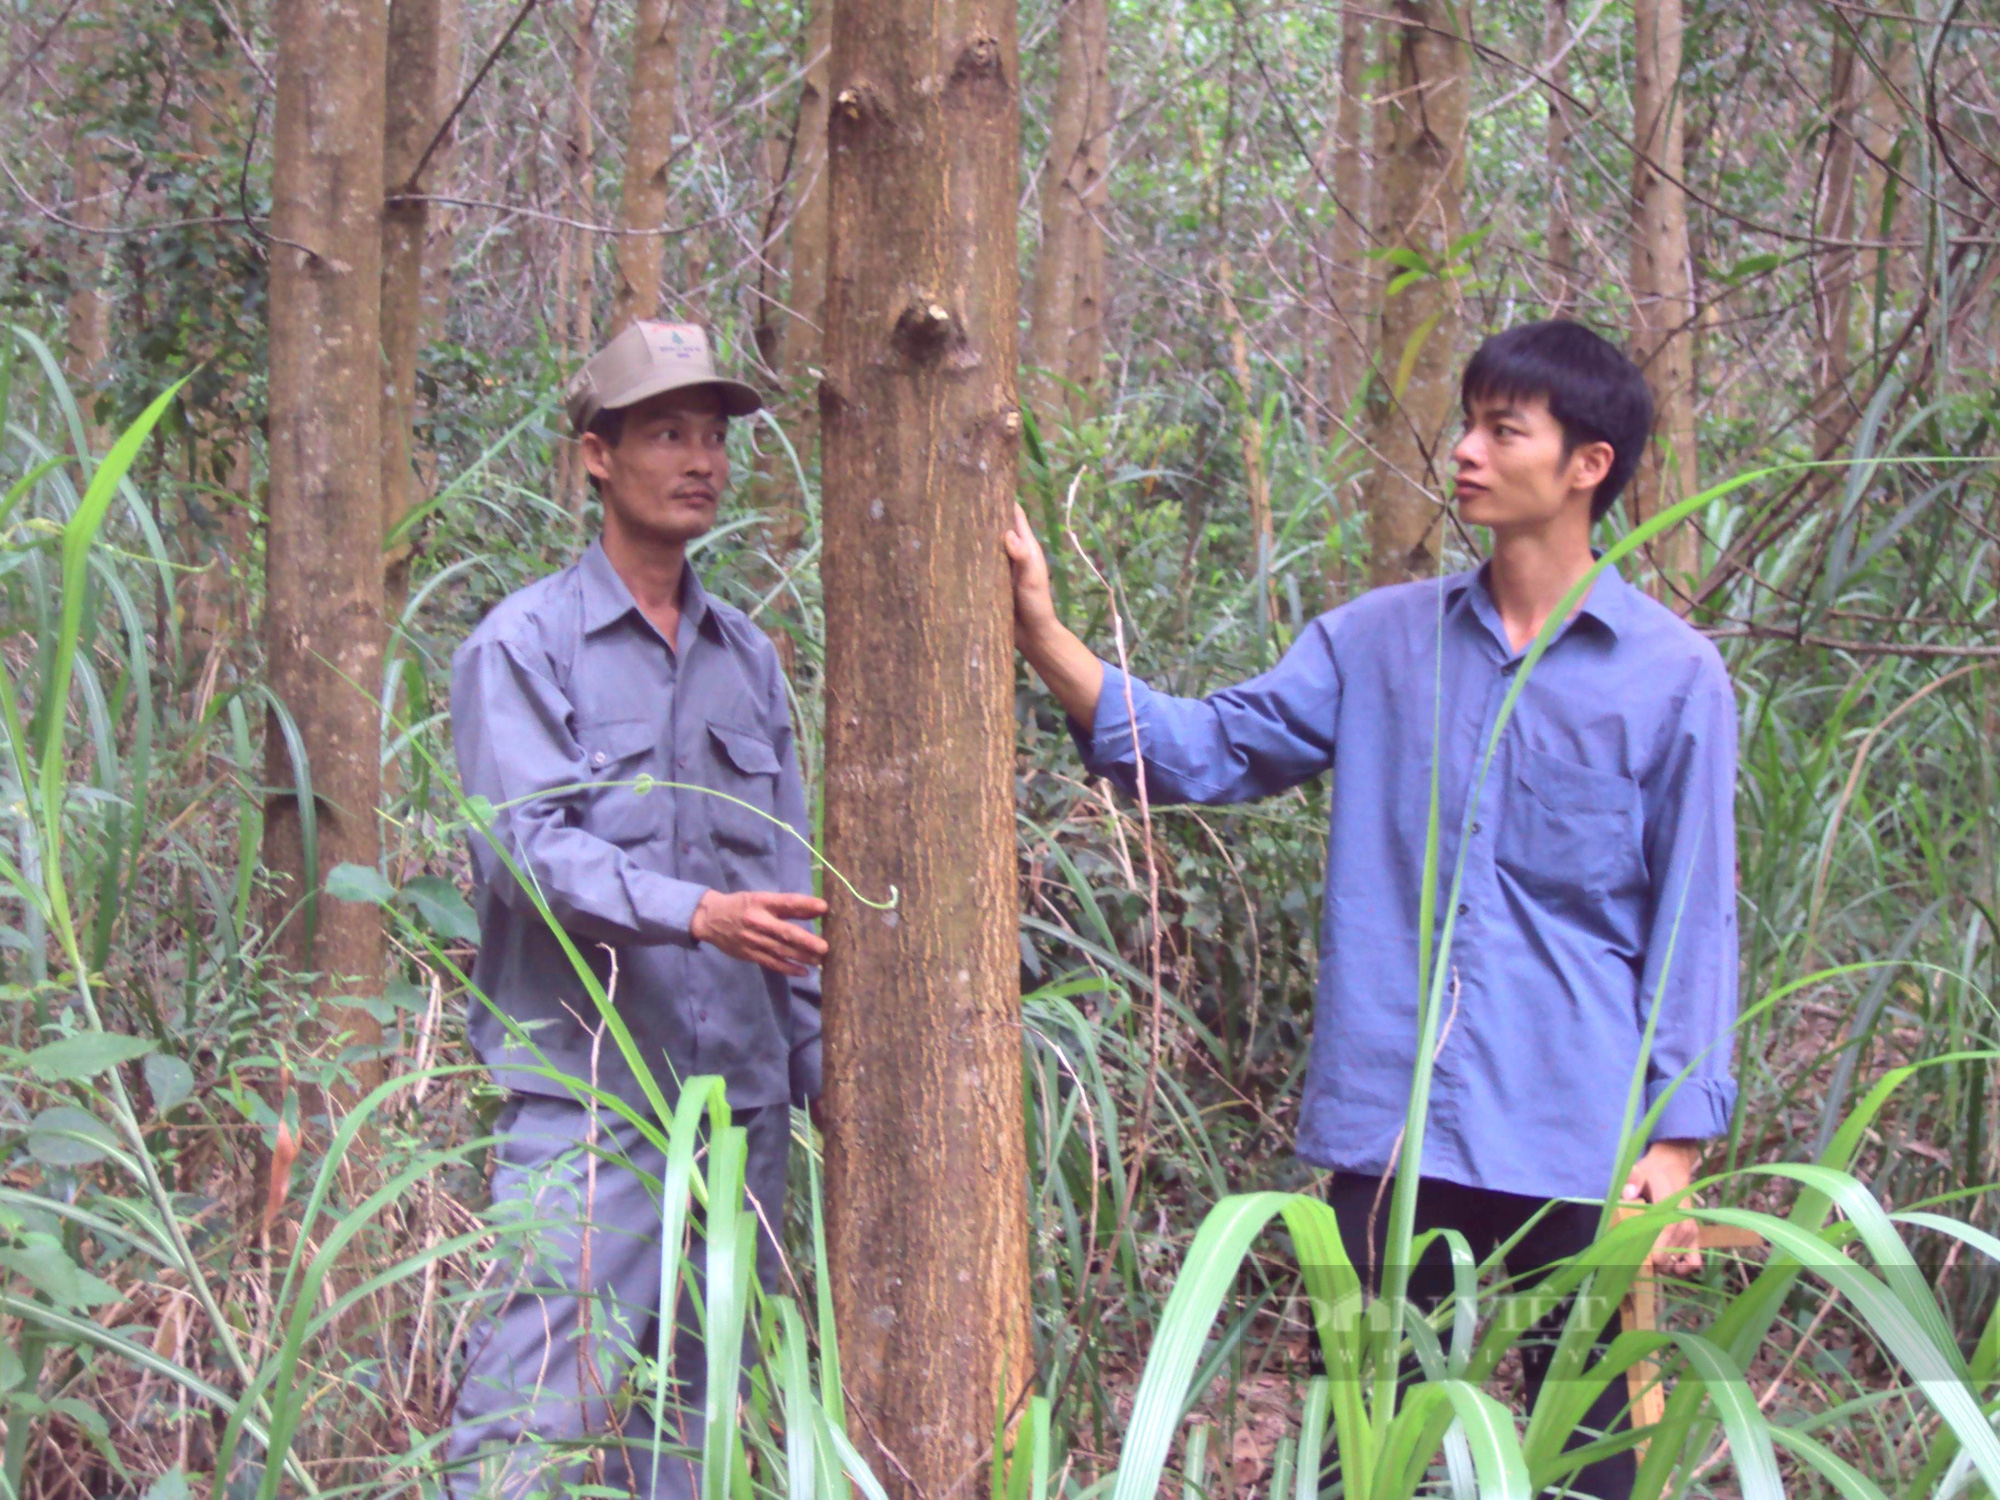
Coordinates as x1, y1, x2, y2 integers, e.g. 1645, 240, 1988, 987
691, 890, 828, 977
1004, 504, 1105, 726
1005, 503, 1060, 646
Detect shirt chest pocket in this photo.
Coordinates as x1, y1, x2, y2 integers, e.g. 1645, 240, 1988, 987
575, 717, 660, 846
1495, 745, 1645, 910
706, 722, 781, 858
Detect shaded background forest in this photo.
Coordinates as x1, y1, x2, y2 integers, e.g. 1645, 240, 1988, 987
3, 0, 2000, 1492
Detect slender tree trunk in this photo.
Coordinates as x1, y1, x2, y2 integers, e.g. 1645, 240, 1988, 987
1628, 0, 1698, 590
382, 0, 451, 610
64, 0, 110, 456
1813, 24, 1861, 459
1064, 0, 1110, 409
1362, 0, 1465, 589
1544, 0, 1576, 312
182, 18, 252, 663
553, 0, 601, 516
1326, 5, 1371, 426
819, 0, 1032, 1490
1023, 0, 1092, 427
265, 0, 389, 1076
678, 0, 727, 300
749, 0, 831, 676
1217, 254, 1274, 606
612, 0, 682, 330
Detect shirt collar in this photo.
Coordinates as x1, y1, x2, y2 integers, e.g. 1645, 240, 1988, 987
1444, 556, 1631, 648
579, 536, 712, 640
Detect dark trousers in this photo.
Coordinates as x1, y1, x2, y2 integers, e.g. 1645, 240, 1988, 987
1317, 1173, 1636, 1500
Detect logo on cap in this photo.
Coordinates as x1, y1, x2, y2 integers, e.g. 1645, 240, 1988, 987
643, 323, 707, 364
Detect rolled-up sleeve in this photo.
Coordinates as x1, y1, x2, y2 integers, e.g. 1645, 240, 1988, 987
452, 636, 709, 948
1067, 618, 1342, 805
765, 665, 824, 1103
1637, 657, 1740, 1142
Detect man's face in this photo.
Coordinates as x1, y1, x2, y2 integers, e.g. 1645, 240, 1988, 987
1450, 392, 1610, 536
582, 387, 731, 546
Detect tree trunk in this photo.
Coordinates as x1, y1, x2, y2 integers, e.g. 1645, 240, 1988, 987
678, 0, 728, 300
748, 0, 831, 676
1812, 24, 1860, 459
785, 0, 833, 377
612, 0, 681, 330
1064, 0, 1110, 408
1022, 0, 1092, 427
819, 0, 1033, 1490
1325, 4, 1370, 427
382, 0, 452, 610
1628, 0, 1698, 591
265, 0, 388, 1077
1362, 0, 1465, 589
1217, 254, 1274, 607
1544, 0, 1576, 313
64, 0, 110, 456
553, 0, 601, 516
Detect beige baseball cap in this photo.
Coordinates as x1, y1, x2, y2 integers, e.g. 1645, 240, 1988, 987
564, 320, 763, 435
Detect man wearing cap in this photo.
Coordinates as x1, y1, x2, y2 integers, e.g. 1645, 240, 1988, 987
445, 322, 827, 1497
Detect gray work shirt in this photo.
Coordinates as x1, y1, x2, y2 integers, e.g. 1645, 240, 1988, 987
450, 538, 820, 1109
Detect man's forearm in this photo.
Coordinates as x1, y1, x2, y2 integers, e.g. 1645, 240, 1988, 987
1020, 619, 1105, 729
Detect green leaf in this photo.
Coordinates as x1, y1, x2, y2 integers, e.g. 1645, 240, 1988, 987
0, 1233, 120, 1309
1725, 252, 1781, 282
23, 1030, 154, 1082
26, 1105, 118, 1166
398, 875, 479, 942
325, 862, 395, 905
143, 1052, 195, 1115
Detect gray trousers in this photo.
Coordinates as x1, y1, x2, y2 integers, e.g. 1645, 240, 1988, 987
444, 1094, 789, 1500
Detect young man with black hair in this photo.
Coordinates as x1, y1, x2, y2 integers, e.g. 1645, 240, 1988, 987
1007, 321, 1738, 1499
447, 321, 827, 1497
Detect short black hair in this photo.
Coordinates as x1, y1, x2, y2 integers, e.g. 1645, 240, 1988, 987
582, 406, 625, 496
1459, 320, 1655, 523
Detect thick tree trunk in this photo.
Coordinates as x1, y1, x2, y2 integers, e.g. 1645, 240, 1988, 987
819, 0, 1032, 1489
1362, 0, 1465, 589
1544, 0, 1576, 312
1628, 0, 1699, 590
1813, 26, 1861, 459
612, 0, 681, 330
1326, 5, 1370, 425
553, 0, 601, 516
265, 0, 388, 1075
1217, 254, 1274, 604
382, 0, 452, 609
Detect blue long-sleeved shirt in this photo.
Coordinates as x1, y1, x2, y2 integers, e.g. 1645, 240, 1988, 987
451, 539, 820, 1109
1073, 563, 1738, 1200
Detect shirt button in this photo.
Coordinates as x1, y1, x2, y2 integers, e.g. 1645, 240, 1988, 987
1470, 822, 1482, 835
592, 751, 607, 767
1457, 903, 1470, 917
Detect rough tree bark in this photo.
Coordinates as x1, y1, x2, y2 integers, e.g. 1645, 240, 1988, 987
1066, 0, 1110, 407
1813, 23, 1861, 458
612, 0, 681, 330
819, 0, 1033, 1490
1544, 0, 1576, 312
382, 0, 452, 608
1362, 0, 1466, 588
553, 0, 601, 515
1628, 0, 1699, 589
265, 0, 389, 1073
